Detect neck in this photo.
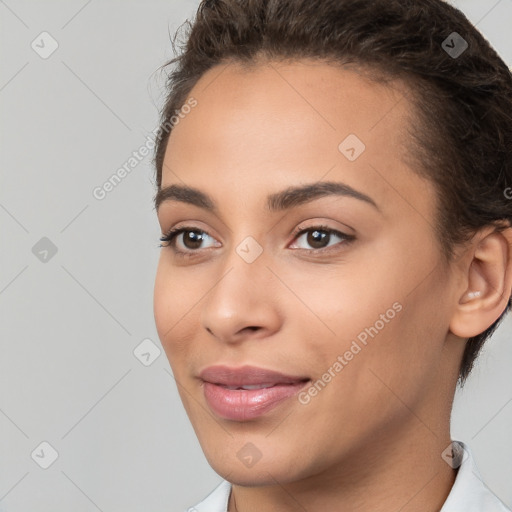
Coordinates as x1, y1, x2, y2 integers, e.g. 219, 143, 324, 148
228, 420, 457, 512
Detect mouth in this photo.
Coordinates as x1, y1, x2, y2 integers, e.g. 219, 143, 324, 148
199, 364, 310, 386
199, 365, 311, 421
221, 382, 297, 390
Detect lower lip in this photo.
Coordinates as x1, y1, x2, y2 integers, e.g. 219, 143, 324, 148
202, 380, 310, 421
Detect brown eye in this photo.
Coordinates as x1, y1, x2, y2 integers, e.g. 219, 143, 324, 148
289, 225, 355, 252
306, 229, 330, 249
181, 230, 206, 250
159, 226, 220, 255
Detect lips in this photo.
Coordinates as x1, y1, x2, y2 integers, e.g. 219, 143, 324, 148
199, 365, 310, 421
199, 365, 310, 387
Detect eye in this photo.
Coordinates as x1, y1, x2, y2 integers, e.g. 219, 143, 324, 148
159, 226, 220, 256
159, 224, 355, 259
288, 225, 354, 252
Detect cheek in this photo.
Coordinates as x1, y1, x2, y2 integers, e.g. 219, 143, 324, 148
153, 259, 196, 362
296, 240, 445, 397
293, 264, 403, 356
338, 273, 451, 414
153, 263, 172, 344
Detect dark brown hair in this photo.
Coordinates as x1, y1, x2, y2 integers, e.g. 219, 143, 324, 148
152, 0, 512, 385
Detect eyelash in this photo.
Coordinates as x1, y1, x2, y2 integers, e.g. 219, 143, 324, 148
159, 224, 355, 259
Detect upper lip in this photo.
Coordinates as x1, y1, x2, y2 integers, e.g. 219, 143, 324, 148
199, 365, 310, 387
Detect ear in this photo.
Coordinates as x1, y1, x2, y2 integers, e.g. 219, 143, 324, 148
450, 225, 512, 339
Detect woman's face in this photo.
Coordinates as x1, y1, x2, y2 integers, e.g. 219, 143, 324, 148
153, 60, 464, 485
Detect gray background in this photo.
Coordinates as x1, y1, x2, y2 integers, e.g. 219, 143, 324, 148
0, 0, 511, 510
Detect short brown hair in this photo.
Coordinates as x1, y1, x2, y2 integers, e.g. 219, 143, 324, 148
152, 0, 512, 385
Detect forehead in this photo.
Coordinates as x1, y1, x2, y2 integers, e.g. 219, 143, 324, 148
169, 59, 409, 143
162, 59, 435, 225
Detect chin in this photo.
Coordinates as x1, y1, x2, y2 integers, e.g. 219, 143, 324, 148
212, 462, 296, 487
202, 442, 306, 487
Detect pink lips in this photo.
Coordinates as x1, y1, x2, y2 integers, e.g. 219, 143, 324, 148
199, 365, 310, 421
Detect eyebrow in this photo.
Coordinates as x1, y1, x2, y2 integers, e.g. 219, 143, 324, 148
154, 181, 380, 213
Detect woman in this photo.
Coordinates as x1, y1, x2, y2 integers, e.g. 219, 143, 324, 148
152, 0, 512, 510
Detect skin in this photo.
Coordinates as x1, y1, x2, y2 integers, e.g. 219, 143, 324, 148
153, 59, 512, 511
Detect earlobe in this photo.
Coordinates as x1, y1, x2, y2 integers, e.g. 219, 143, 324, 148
450, 226, 512, 339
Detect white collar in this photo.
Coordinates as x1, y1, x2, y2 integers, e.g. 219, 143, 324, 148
189, 440, 510, 512
440, 440, 510, 511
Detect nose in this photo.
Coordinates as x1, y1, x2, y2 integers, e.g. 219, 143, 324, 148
200, 249, 282, 344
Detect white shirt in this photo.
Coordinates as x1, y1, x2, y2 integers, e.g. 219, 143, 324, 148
186, 440, 511, 512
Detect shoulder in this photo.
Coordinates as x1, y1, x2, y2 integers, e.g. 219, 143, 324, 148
185, 479, 232, 512
440, 440, 511, 512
